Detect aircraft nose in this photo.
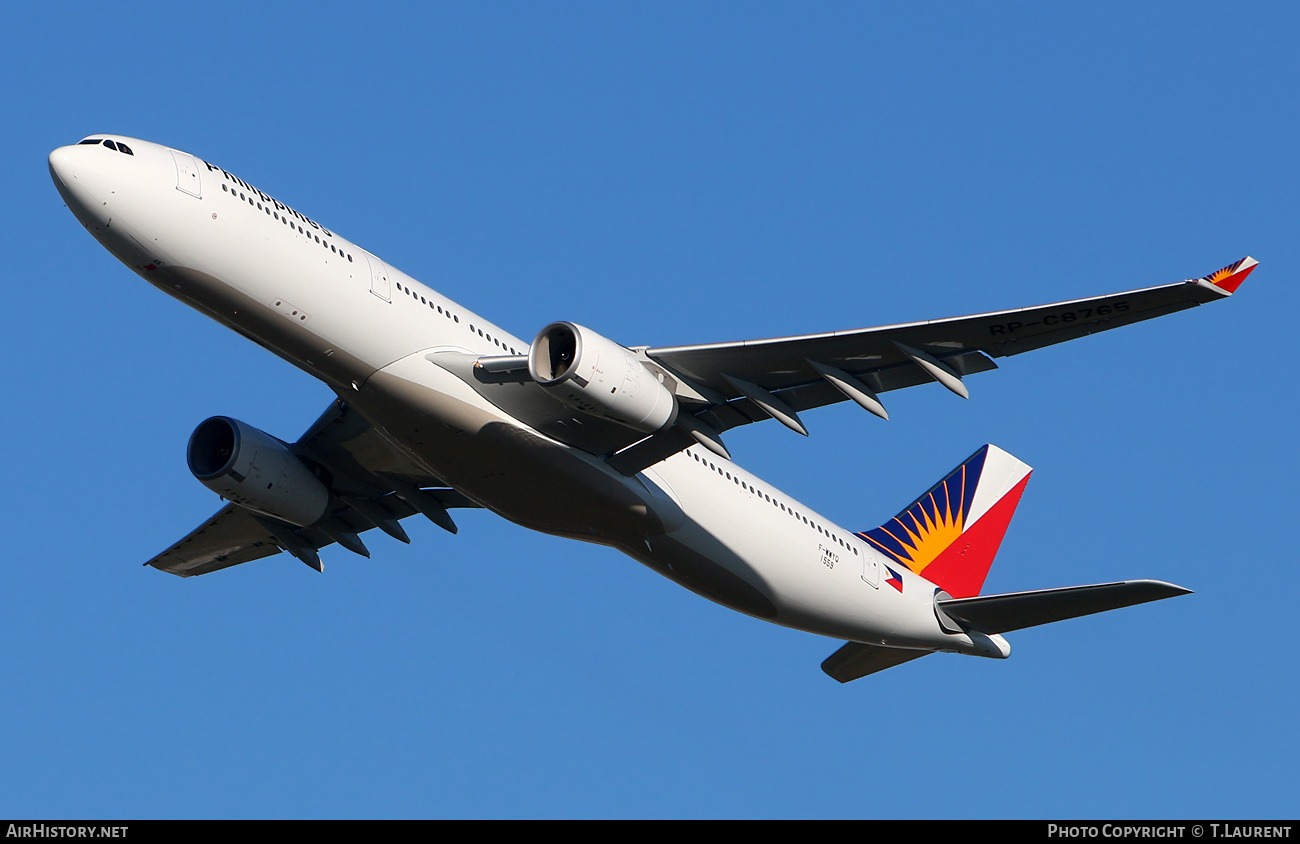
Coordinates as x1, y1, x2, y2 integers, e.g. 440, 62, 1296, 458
49, 141, 117, 231
48, 143, 102, 214
48, 145, 76, 190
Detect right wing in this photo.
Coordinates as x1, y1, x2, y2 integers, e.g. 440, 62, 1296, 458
147, 401, 481, 577
446, 258, 1256, 475
590, 257, 1255, 473
645, 257, 1257, 436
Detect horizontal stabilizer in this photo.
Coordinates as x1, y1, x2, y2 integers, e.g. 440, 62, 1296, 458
821, 641, 929, 683
937, 579, 1191, 634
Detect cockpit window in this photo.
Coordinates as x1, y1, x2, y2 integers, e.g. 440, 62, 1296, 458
77, 137, 134, 155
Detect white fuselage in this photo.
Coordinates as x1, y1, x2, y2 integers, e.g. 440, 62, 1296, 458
50, 135, 990, 655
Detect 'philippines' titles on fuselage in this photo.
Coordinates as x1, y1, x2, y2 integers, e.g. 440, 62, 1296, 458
51, 134, 1244, 682
201, 158, 334, 238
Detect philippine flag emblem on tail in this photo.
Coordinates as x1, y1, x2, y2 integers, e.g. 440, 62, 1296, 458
884, 565, 904, 593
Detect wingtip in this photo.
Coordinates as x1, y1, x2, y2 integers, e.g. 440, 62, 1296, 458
1131, 579, 1193, 598
1201, 256, 1257, 294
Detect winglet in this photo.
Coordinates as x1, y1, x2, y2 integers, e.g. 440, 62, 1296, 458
1201, 256, 1257, 294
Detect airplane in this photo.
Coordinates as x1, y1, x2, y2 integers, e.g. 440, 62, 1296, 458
48, 134, 1256, 682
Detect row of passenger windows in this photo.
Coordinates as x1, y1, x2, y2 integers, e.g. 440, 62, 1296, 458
219, 175, 520, 356
686, 448, 859, 555
220, 182, 354, 263
394, 282, 522, 355
78, 138, 134, 155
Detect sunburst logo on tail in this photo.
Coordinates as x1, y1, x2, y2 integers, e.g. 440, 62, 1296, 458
859, 450, 982, 576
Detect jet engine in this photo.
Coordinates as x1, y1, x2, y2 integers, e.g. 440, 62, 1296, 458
187, 416, 330, 527
528, 321, 678, 434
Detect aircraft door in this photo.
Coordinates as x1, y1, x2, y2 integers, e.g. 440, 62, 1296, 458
170, 151, 202, 199
861, 554, 880, 588
365, 252, 391, 302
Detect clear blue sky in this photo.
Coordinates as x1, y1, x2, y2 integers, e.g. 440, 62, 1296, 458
3, 2, 1294, 819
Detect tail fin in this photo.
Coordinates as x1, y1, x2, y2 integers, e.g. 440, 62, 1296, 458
856, 445, 1031, 598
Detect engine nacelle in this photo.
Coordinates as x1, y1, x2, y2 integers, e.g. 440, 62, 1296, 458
187, 416, 331, 527
528, 322, 679, 434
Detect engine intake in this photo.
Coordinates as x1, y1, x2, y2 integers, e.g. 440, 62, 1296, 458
188, 416, 330, 527
529, 322, 678, 434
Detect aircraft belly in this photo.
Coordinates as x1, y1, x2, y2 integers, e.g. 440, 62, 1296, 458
355, 354, 670, 543
629, 531, 780, 620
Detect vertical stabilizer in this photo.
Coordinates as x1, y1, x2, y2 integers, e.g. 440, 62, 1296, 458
856, 445, 1031, 598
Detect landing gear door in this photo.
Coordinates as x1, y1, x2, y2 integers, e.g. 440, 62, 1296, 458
365, 252, 391, 302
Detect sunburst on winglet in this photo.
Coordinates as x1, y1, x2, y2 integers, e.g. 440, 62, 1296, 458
1202, 256, 1258, 293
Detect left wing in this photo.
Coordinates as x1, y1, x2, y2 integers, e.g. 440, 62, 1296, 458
147, 401, 482, 576
644, 257, 1256, 440
147, 503, 281, 577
